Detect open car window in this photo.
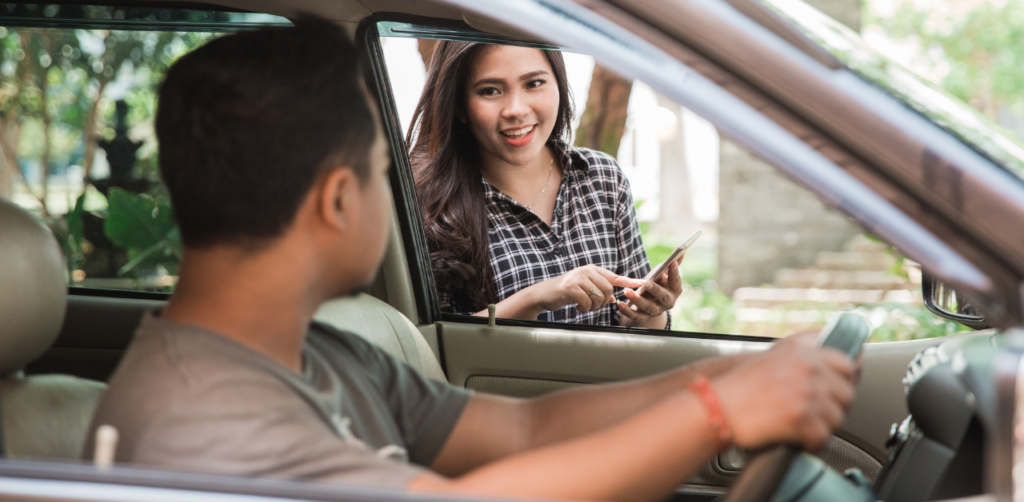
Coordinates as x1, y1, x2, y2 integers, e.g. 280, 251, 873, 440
374, 24, 970, 342
0, 4, 289, 294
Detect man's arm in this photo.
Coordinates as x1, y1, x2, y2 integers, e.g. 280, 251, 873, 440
430, 352, 749, 476
412, 390, 719, 502
414, 337, 856, 502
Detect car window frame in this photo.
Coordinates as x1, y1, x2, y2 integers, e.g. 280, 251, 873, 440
0, 459, 470, 502
1, 4, 293, 304
358, 13, 782, 343
357, 10, 1006, 341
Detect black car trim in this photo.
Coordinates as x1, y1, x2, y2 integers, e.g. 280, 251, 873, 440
0, 3, 289, 31
440, 313, 773, 344
357, 15, 441, 326
68, 287, 170, 302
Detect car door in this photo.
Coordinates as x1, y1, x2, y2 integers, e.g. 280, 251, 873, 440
3, 0, 1019, 500
356, 0, 1023, 498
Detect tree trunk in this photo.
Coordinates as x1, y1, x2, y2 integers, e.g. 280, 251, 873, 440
38, 64, 52, 216
654, 94, 696, 234
574, 65, 632, 155
417, 39, 438, 68
82, 79, 108, 182
0, 125, 14, 199
0, 68, 29, 200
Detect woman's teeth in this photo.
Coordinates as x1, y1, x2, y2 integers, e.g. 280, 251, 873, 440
501, 125, 535, 139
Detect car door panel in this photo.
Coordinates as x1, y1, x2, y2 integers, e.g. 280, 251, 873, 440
26, 295, 162, 382
438, 319, 953, 484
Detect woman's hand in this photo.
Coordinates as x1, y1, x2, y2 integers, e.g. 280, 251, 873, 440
618, 257, 684, 325
526, 264, 643, 315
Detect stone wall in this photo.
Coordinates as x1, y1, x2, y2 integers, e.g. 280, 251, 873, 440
717, 142, 861, 294
716, 0, 863, 295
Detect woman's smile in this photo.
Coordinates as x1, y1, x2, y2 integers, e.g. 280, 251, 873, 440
500, 124, 537, 147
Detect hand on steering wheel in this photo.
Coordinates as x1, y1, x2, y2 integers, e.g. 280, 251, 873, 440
714, 331, 857, 451
717, 313, 869, 502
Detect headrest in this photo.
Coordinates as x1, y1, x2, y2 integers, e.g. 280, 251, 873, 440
0, 199, 67, 376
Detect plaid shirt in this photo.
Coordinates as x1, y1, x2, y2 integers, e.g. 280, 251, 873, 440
478, 143, 661, 326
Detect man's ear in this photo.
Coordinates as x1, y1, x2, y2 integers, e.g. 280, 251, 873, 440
316, 167, 358, 233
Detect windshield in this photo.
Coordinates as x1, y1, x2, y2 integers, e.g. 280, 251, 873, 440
762, 0, 1024, 180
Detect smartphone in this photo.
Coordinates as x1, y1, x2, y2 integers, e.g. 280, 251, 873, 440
634, 229, 702, 298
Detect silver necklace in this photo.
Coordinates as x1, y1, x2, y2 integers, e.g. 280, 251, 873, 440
525, 158, 554, 211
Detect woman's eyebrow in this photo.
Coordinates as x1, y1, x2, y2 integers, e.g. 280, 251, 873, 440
472, 77, 506, 87
472, 70, 550, 88
518, 70, 549, 81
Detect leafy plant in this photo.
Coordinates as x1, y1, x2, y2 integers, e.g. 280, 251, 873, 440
103, 187, 181, 277
44, 191, 86, 280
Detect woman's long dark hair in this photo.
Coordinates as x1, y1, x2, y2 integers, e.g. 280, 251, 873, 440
408, 41, 574, 312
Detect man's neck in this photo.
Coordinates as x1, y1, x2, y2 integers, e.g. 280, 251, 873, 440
163, 243, 324, 373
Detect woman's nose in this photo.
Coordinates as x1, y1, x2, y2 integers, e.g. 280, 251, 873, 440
501, 91, 530, 119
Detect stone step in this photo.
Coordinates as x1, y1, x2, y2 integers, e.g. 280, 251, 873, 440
843, 234, 890, 253
814, 251, 896, 271
733, 287, 922, 309
773, 268, 918, 290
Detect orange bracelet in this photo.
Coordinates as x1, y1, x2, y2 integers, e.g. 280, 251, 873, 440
688, 375, 732, 451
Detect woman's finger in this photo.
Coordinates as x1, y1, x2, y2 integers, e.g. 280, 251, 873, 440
575, 282, 601, 312
588, 272, 616, 306
665, 260, 683, 294
617, 299, 644, 320
565, 280, 595, 312
624, 288, 660, 316
642, 279, 676, 309
595, 267, 645, 289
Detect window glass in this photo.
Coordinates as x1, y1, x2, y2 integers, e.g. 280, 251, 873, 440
0, 5, 289, 292
381, 33, 969, 341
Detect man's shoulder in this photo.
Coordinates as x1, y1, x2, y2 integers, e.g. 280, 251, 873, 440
86, 315, 296, 459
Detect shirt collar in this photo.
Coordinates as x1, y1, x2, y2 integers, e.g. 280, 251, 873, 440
481, 140, 586, 203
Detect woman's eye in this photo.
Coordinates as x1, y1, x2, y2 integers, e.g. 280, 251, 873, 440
527, 79, 546, 89
478, 87, 499, 97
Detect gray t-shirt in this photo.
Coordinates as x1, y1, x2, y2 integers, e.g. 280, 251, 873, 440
84, 312, 471, 489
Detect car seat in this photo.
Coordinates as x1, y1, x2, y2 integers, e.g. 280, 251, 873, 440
0, 199, 106, 460
315, 294, 446, 382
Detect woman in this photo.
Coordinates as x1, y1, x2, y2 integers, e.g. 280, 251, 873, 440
409, 41, 683, 328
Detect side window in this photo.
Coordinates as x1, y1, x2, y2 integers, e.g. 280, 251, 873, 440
0, 5, 288, 293
380, 32, 966, 341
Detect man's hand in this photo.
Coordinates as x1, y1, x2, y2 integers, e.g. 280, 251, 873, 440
712, 331, 858, 451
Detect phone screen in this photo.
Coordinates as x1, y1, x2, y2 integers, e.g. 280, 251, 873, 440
635, 229, 702, 296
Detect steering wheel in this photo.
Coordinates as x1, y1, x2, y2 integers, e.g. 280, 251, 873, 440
720, 313, 871, 502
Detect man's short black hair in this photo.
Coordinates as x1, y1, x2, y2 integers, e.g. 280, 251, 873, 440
156, 16, 376, 248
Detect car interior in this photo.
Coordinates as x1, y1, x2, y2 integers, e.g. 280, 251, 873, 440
1, 1, 1022, 501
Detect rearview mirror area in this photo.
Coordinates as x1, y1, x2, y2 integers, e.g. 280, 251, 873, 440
923, 271, 991, 330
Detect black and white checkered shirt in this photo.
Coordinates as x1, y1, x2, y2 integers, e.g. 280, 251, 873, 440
479, 142, 659, 326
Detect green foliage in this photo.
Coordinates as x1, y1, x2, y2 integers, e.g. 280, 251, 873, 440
44, 192, 87, 279
871, 0, 1024, 115
104, 187, 181, 277
639, 225, 968, 340
857, 303, 972, 342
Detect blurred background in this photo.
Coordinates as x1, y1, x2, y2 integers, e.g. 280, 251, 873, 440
2, 0, 1021, 341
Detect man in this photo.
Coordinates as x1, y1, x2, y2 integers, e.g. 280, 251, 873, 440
86, 17, 857, 502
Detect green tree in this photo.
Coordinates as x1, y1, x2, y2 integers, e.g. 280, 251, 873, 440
0, 22, 210, 211
874, 0, 1024, 119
